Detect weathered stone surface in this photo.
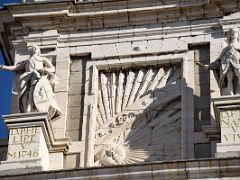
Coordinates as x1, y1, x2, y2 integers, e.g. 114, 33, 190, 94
213, 96, 240, 158
0, 158, 240, 179
1, 0, 240, 177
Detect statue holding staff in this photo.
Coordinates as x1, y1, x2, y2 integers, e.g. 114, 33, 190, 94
0, 45, 61, 119
196, 28, 240, 95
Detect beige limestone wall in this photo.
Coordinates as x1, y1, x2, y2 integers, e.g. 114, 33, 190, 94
1, 0, 240, 170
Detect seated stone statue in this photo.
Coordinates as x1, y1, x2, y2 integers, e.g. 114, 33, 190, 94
198, 28, 240, 95
0, 45, 61, 119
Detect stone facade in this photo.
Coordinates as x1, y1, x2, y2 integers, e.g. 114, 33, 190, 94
1, 158, 240, 180
0, 0, 240, 179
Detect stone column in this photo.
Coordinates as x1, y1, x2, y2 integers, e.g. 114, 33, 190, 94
212, 96, 240, 158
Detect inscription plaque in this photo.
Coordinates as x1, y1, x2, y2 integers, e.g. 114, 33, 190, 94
220, 110, 240, 143
7, 127, 41, 161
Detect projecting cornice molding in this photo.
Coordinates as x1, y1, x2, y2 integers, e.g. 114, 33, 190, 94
220, 12, 240, 30
57, 19, 219, 46
0, 0, 239, 64
68, 0, 211, 18
23, 29, 59, 49
3, 113, 70, 153
8, 0, 212, 18
8, 2, 69, 18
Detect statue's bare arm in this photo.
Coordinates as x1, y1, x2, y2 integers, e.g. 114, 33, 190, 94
0, 64, 17, 71
196, 46, 229, 71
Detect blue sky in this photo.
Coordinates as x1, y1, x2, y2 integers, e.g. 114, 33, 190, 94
0, 0, 19, 138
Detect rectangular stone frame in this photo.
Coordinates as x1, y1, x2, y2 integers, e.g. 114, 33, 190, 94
80, 51, 195, 167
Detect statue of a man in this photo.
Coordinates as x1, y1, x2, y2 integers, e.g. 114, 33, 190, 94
198, 28, 240, 95
0, 45, 61, 119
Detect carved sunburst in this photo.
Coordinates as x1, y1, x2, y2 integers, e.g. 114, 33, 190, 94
94, 64, 182, 166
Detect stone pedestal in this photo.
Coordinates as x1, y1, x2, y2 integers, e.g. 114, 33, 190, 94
7, 126, 49, 168
0, 112, 69, 176
212, 96, 240, 158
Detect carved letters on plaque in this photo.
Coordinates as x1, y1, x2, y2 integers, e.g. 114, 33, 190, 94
220, 110, 240, 142
7, 127, 40, 160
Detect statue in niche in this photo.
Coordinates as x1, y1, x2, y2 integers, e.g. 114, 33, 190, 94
197, 28, 240, 95
0, 45, 61, 119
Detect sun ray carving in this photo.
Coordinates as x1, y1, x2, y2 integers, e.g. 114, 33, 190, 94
94, 64, 182, 166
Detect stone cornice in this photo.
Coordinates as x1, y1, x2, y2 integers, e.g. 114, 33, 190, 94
68, 0, 210, 18
57, 19, 219, 46
0, 157, 240, 179
9, 2, 70, 18
5, 0, 222, 19
0, 0, 239, 64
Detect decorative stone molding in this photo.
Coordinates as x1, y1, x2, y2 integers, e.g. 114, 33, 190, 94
23, 30, 59, 50
78, 51, 190, 167
220, 12, 240, 31
94, 65, 182, 166
0, 112, 68, 175
0, 0, 233, 64
1, 157, 240, 179
3, 112, 70, 153
2, 0, 240, 172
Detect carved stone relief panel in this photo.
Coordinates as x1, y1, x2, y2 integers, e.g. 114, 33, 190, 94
94, 64, 182, 166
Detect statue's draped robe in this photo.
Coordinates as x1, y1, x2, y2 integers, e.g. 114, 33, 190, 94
209, 45, 240, 91
13, 59, 61, 119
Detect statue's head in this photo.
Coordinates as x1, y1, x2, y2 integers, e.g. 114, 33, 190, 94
28, 45, 41, 56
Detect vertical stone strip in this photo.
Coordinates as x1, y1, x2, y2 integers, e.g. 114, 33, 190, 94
181, 51, 195, 159
53, 47, 71, 139
82, 64, 98, 167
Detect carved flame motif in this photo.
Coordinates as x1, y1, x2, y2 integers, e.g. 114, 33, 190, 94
94, 65, 182, 166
